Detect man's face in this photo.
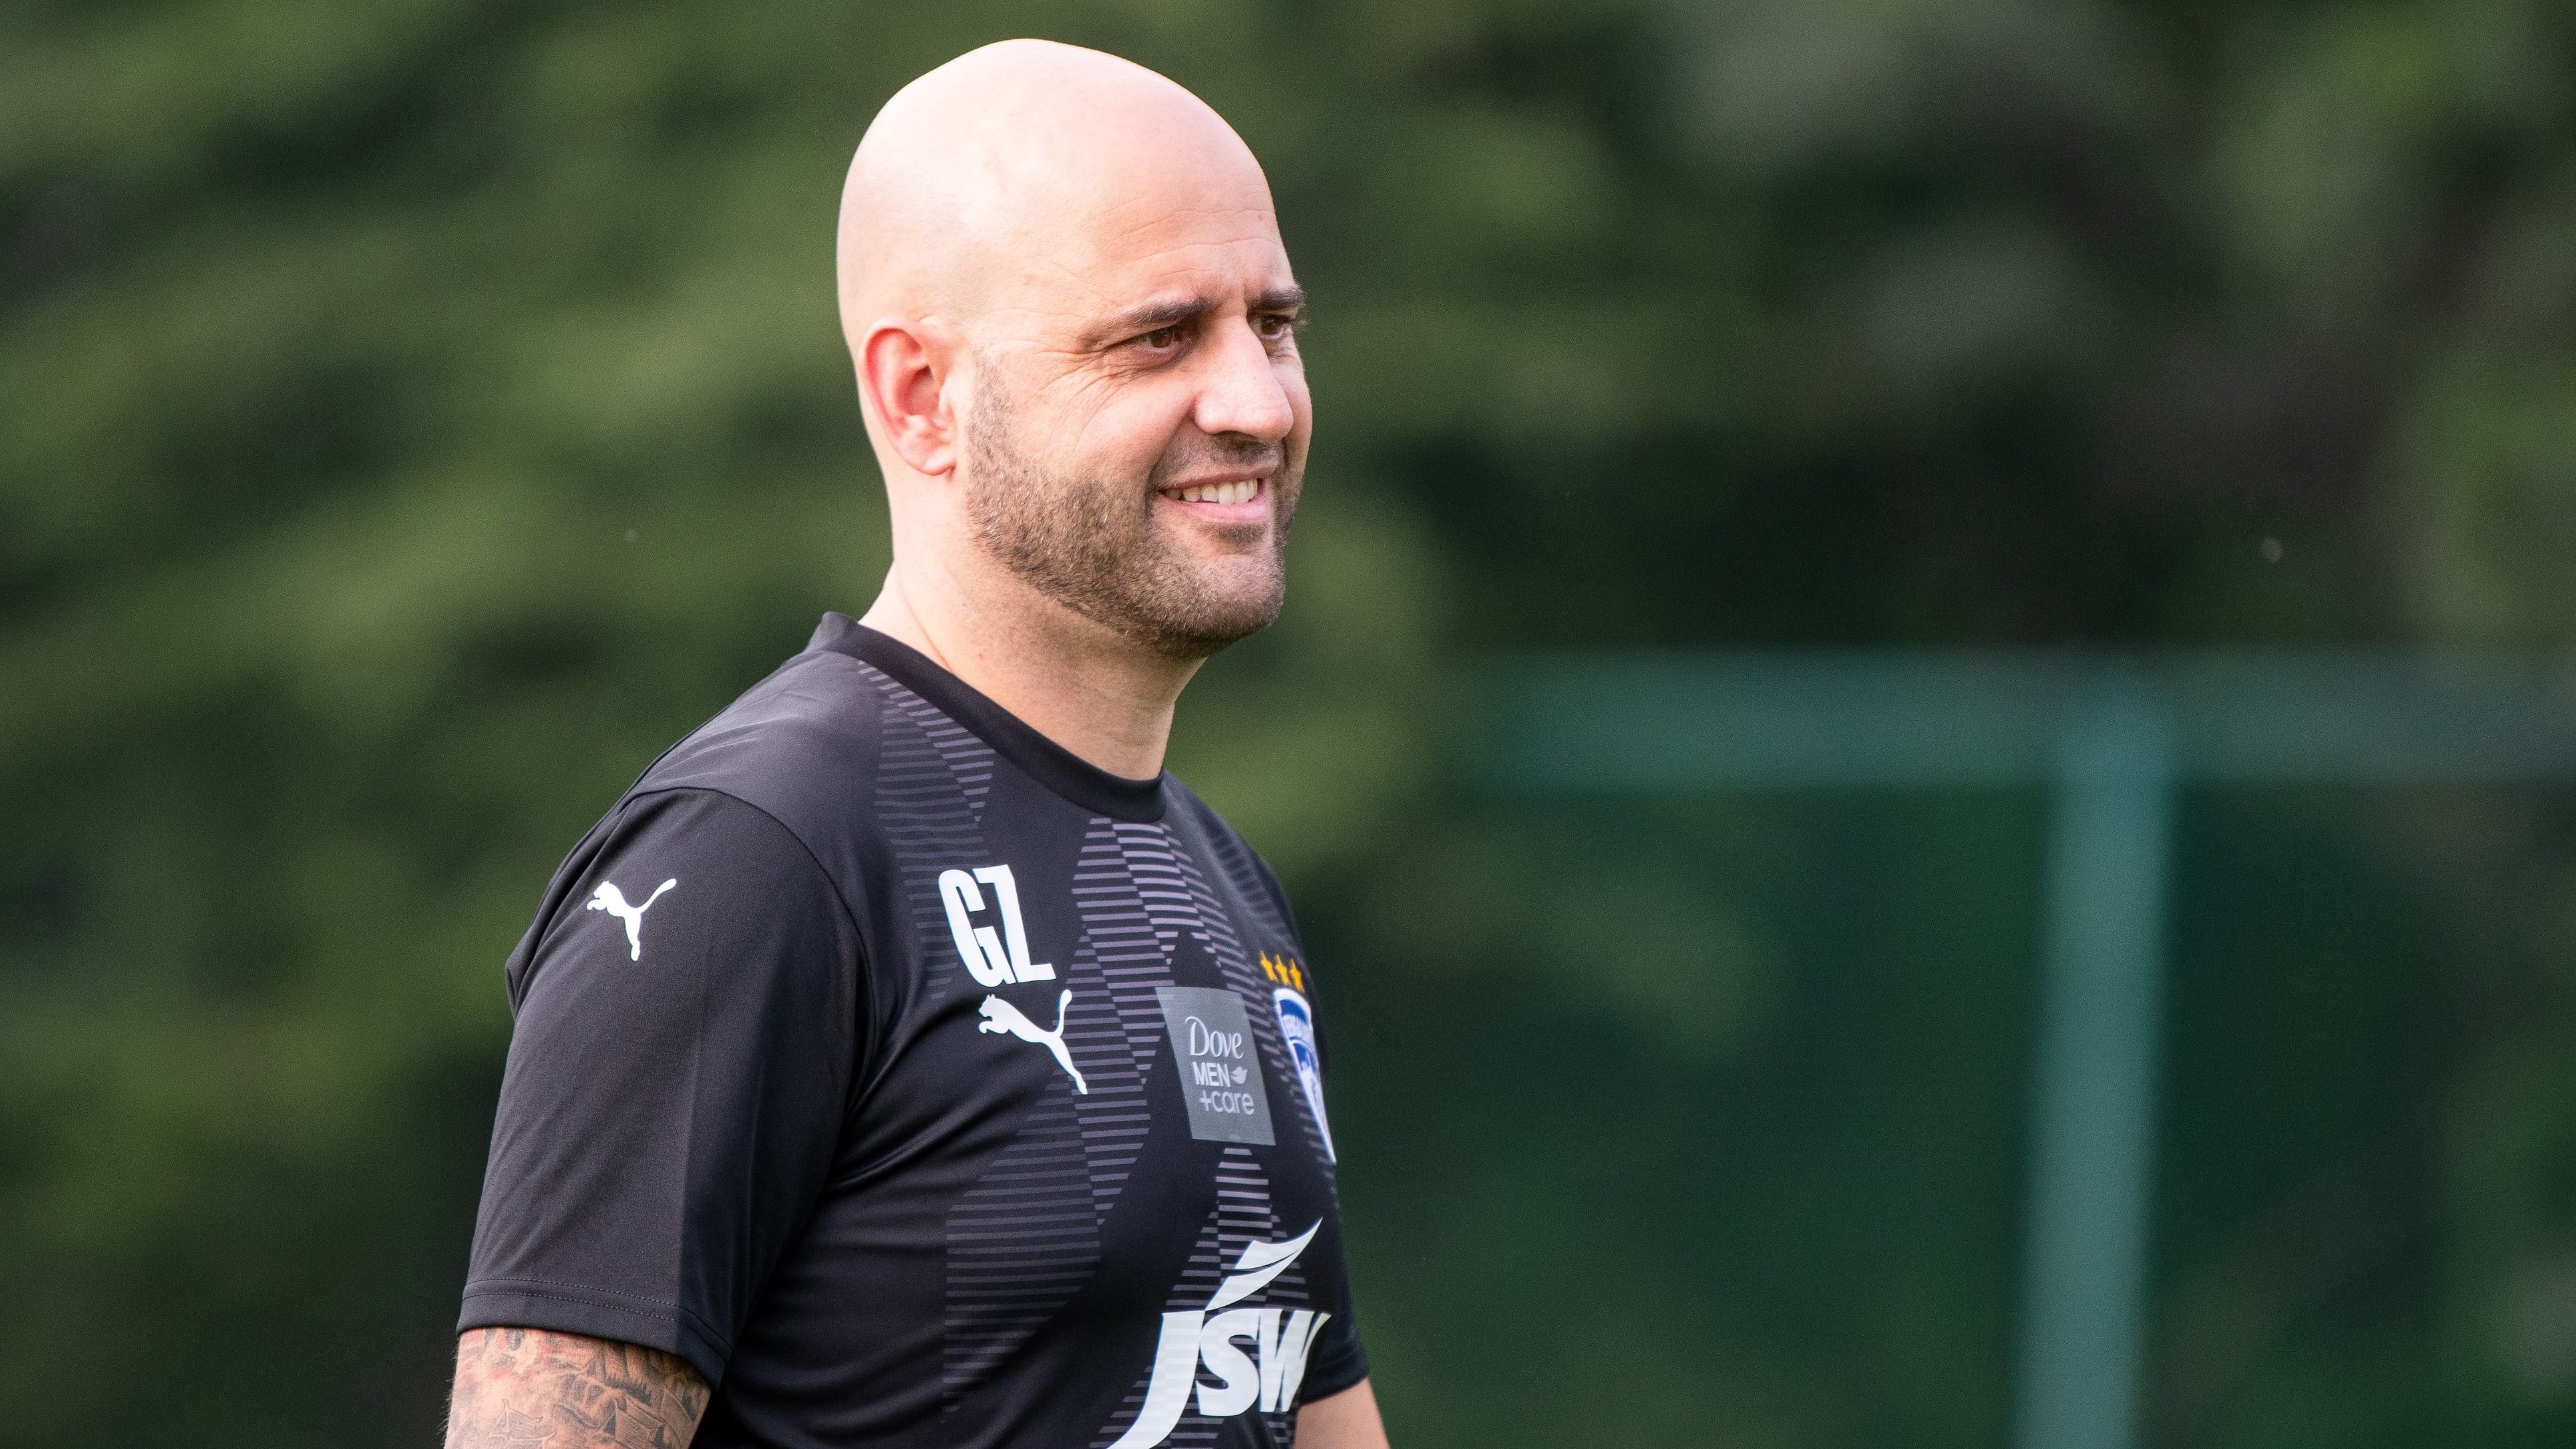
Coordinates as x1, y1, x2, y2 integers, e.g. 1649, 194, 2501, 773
958, 181, 1310, 662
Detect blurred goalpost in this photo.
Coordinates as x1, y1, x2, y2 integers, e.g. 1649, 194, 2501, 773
1483, 652, 2576, 1449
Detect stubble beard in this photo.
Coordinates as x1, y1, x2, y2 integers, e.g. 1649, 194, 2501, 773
962, 383, 1300, 662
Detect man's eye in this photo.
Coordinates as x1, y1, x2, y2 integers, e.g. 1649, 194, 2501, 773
1254, 315, 1292, 339
1139, 326, 1181, 350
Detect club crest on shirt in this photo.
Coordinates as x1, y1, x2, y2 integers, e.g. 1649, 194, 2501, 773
1260, 954, 1335, 1163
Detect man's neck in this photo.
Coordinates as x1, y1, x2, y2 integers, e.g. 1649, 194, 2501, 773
857, 564, 1198, 781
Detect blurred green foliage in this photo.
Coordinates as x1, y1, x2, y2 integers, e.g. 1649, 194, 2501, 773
6, 1, 2576, 1445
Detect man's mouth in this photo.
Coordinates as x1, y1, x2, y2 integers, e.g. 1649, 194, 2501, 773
1158, 479, 1264, 507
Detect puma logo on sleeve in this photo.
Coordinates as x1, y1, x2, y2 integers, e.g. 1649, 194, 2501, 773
977, 990, 1087, 1094
586, 879, 677, 960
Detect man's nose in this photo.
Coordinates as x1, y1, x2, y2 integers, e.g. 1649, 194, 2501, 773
1190, 319, 1296, 443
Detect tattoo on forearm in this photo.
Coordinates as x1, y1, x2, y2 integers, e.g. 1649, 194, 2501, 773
447, 1328, 711, 1449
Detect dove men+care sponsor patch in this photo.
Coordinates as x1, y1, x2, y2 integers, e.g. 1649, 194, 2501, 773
1156, 986, 1276, 1146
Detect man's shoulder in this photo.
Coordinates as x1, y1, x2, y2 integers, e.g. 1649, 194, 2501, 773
1161, 776, 1300, 940
500, 640, 897, 998
1158, 774, 1238, 845
644, 647, 889, 797
626, 641, 898, 868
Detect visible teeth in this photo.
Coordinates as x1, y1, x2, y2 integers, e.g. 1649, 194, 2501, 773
1168, 480, 1259, 506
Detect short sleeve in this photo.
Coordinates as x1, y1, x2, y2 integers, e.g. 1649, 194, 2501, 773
458, 788, 862, 1386
1300, 1279, 1370, 1404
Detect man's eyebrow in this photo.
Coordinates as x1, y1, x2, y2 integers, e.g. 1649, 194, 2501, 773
1095, 286, 1309, 341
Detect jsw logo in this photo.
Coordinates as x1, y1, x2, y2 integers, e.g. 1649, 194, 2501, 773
1104, 1222, 1333, 1448
936, 865, 1053, 987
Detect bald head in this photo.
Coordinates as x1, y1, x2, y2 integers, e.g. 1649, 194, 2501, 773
838, 40, 1276, 339
840, 43, 1310, 676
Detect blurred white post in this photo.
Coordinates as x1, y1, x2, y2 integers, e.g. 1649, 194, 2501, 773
2013, 684, 2173, 1449
1481, 650, 2576, 1448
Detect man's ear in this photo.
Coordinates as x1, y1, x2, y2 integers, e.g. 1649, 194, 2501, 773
858, 317, 964, 478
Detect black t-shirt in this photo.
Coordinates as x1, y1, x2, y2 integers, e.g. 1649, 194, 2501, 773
460, 614, 1365, 1448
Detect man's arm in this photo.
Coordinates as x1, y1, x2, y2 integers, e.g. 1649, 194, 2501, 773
445, 1328, 709, 1449
1296, 1377, 1391, 1448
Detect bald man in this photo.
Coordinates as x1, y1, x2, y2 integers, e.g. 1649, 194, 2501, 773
444, 40, 1389, 1449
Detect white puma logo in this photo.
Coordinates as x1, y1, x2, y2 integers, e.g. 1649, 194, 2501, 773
586, 879, 676, 960
978, 990, 1087, 1094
